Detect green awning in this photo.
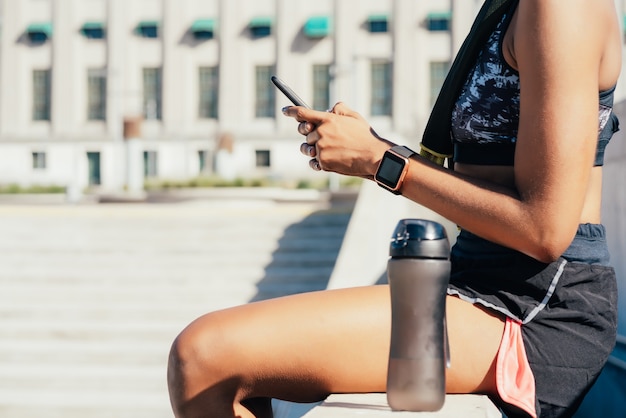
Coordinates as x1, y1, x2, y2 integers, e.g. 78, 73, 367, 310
27, 22, 53, 37
81, 21, 105, 38
138, 20, 160, 29
367, 14, 388, 33
426, 11, 451, 31
427, 11, 452, 20
191, 18, 216, 32
249, 16, 273, 38
304, 16, 331, 38
82, 21, 104, 31
367, 14, 389, 23
191, 18, 216, 39
249, 16, 273, 28
136, 20, 160, 38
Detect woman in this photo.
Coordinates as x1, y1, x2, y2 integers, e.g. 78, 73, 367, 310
167, 1, 620, 417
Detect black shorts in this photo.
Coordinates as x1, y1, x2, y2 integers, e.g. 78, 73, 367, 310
447, 224, 618, 418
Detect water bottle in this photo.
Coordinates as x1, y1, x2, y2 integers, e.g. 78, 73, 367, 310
386, 219, 451, 412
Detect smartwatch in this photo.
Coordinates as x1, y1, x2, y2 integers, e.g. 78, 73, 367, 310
374, 145, 416, 195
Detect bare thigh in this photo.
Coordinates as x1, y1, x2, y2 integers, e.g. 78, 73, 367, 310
180, 284, 504, 403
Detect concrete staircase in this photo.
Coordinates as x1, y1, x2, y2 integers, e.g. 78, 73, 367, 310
0, 190, 355, 418
251, 205, 352, 301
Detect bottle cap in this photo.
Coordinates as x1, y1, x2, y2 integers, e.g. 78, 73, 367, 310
389, 219, 449, 259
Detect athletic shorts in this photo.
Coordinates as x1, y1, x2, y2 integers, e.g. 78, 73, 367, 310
447, 224, 618, 418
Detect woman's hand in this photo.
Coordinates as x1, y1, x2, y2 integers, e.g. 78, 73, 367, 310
282, 102, 393, 179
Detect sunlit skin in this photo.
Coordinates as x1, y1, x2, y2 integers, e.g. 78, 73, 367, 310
167, 1, 622, 417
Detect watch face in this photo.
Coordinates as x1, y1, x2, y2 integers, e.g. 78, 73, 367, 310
376, 151, 406, 189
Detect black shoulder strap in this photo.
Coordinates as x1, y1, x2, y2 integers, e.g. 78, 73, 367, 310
419, 0, 518, 166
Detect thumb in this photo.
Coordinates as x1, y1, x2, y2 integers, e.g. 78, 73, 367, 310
282, 106, 331, 124
329, 101, 351, 115
329, 102, 364, 120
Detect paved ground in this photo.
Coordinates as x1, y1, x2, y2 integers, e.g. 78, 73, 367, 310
302, 394, 502, 418
0, 191, 355, 418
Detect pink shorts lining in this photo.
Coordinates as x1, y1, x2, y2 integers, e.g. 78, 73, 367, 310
496, 317, 537, 418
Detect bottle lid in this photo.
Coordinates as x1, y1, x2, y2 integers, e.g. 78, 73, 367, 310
389, 219, 449, 259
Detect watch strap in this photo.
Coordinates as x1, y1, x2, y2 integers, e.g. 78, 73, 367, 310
390, 145, 416, 159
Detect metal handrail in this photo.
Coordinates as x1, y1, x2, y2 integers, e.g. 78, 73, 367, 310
607, 356, 626, 371
607, 334, 626, 372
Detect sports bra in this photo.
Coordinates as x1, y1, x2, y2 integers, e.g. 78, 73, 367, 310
451, 7, 620, 167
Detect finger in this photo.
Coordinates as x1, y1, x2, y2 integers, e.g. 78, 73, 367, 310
300, 143, 317, 157
329, 102, 350, 115
282, 106, 331, 124
297, 121, 314, 136
309, 159, 322, 171
305, 130, 319, 146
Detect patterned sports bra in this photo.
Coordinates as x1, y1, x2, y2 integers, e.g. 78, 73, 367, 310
451, 7, 619, 166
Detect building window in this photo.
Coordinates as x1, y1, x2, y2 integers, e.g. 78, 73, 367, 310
87, 152, 101, 185
371, 61, 392, 116
426, 12, 451, 32
143, 151, 158, 178
143, 68, 162, 120
429, 61, 450, 107
255, 150, 271, 167
87, 69, 107, 121
199, 66, 218, 119
255, 66, 275, 118
33, 69, 51, 121
32, 152, 46, 170
312, 64, 331, 111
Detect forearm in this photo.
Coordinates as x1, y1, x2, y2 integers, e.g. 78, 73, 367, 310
396, 157, 573, 263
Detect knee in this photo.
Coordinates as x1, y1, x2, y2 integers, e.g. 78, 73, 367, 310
167, 327, 198, 390
167, 313, 237, 409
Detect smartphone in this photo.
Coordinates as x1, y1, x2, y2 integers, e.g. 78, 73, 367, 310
270, 75, 311, 109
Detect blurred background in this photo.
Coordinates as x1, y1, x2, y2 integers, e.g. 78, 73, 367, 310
0, 0, 624, 417
0, 0, 485, 197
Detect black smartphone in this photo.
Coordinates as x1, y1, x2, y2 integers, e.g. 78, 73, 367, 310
270, 75, 311, 109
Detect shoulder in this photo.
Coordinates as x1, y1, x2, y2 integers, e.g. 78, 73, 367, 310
515, 0, 615, 27
509, 0, 620, 86
516, 0, 612, 44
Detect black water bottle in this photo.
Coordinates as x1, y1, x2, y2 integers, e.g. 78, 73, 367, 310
386, 219, 451, 411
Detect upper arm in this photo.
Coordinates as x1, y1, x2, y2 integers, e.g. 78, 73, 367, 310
512, 0, 607, 245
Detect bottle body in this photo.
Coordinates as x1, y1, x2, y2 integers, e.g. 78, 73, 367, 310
385, 219, 450, 412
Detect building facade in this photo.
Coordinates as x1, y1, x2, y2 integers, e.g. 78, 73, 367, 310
0, 0, 483, 193
1, 0, 625, 194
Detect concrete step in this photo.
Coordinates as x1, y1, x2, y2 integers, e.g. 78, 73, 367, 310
0, 363, 165, 391
0, 192, 356, 418
0, 340, 169, 365
0, 389, 172, 418
301, 394, 502, 418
